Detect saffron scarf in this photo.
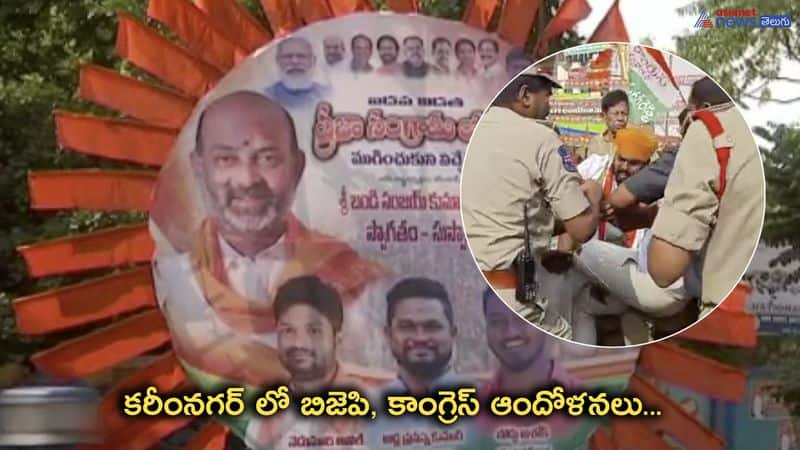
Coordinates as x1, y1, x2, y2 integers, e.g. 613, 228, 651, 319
598, 163, 638, 248
189, 214, 387, 334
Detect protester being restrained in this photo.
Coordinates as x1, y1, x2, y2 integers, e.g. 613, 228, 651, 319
577, 126, 659, 248
556, 126, 693, 345
602, 108, 691, 230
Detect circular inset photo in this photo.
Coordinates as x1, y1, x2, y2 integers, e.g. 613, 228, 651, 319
460, 42, 765, 347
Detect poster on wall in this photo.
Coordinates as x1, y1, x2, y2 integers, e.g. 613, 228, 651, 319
145, 12, 635, 450
745, 243, 800, 334
751, 380, 793, 420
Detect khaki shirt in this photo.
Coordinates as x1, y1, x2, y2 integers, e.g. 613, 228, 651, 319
586, 131, 616, 158
651, 104, 764, 306
462, 106, 590, 271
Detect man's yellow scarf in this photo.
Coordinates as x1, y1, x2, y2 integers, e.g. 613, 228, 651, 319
599, 163, 639, 248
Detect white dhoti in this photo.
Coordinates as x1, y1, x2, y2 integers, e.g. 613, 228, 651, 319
574, 239, 689, 318
561, 238, 691, 346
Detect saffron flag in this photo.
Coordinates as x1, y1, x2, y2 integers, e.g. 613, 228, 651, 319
588, 0, 629, 43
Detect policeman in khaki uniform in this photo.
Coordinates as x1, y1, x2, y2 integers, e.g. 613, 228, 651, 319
648, 77, 765, 318
585, 89, 630, 158
461, 69, 603, 339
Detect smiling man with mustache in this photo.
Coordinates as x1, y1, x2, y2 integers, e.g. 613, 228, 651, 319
245, 275, 380, 449
472, 288, 590, 450
367, 277, 476, 449
274, 275, 346, 393
382, 277, 467, 394
481, 287, 579, 394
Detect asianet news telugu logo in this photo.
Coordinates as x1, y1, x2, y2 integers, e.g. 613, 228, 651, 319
694, 8, 793, 29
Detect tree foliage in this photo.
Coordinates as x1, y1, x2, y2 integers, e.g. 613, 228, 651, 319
0, 0, 149, 363
674, 0, 800, 290
674, 0, 800, 418
754, 123, 800, 282
675, 0, 800, 107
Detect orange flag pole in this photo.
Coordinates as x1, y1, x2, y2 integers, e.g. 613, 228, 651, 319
31, 310, 171, 379
534, 0, 592, 57
497, 0, 540, 48
463, 0, 500, 30
147, 0, 246, 72
13, 266, 156, 335
79, 64, 194, 129
628, 375, 726, 450
195, 0, 272, 53
637, 342, 747, 401
184, 421, 230, 450
384, 0, 419, 13
260, 0, 303, 35
17, 224, 153, 277
116, 13, 223, 98
28, 170, 157, 212
54, 111, 176, 167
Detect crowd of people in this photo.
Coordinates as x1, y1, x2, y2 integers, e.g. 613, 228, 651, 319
462, 67, 764, 346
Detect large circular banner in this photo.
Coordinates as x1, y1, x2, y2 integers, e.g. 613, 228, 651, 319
148, 12, 629, 450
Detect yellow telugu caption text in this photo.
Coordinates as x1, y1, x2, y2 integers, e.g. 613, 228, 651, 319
121, 385, 660, 420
